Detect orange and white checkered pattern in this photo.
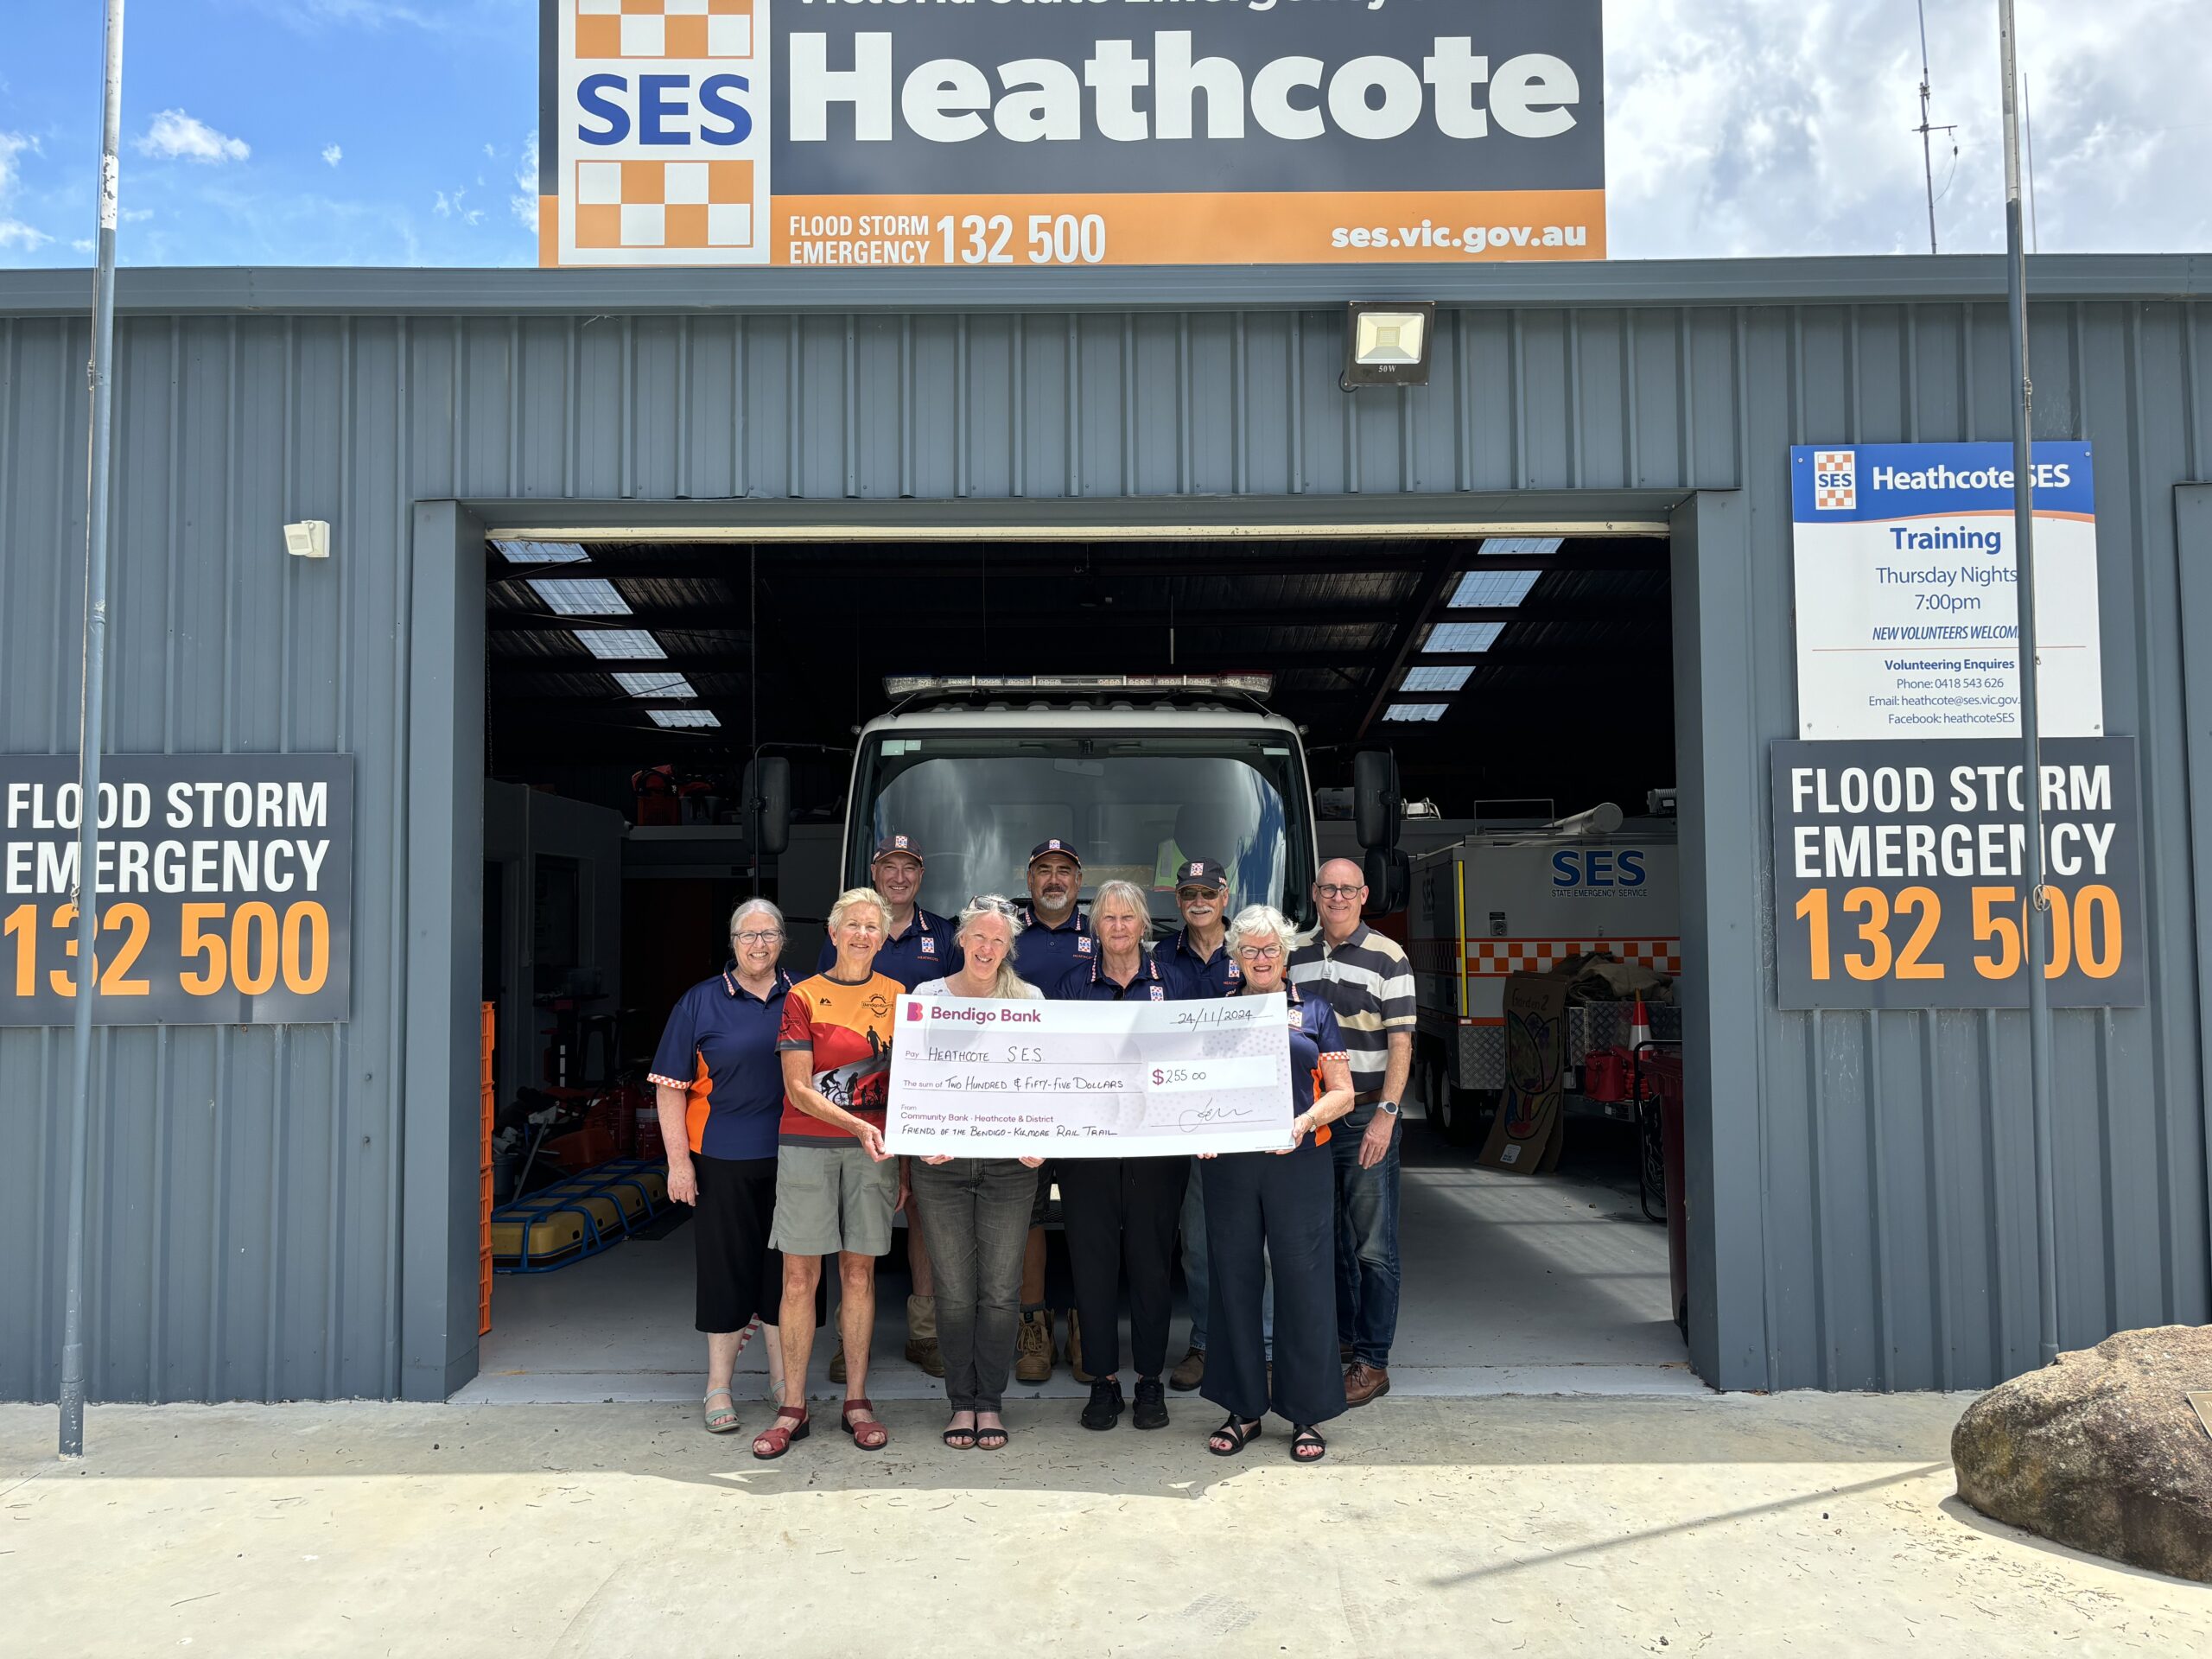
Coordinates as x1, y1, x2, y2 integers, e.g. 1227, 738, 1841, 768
1815, 449, 1857, 511
1465, 938, 1683, 977
575, 0, 754, 60
573, 159, 756, 250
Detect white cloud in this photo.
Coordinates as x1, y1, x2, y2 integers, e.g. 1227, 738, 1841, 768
321, 143, 343, 168
510, 130, 540, 232
434, 188, 485, 227
0, 130, 50, 249
137, 110, 251, 165
1604, 0, 2212, 257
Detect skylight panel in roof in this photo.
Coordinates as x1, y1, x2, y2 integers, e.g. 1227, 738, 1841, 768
493, 540, 589, 563
1479, 536, 1566, 557
649, 709, 721, 729
528, 577, 631, 615
613, 671, 696, 699
1401, 665, 1472, 694
1423, 621, 1505, 654
1448, 569, 1541, 608
576, 630, 667, 661
1383, 703, 1450, 723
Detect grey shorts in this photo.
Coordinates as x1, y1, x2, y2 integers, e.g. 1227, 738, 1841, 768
768, 1141, 900, 1257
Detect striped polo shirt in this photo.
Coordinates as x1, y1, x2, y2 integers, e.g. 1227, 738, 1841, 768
1287, 923, 1416, 1097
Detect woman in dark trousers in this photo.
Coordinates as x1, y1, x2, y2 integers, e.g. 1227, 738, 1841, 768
906, 896, 1046, 1451
649, 897, 823, 1434
1050, 879, 1188, 1434
1199, 904, 1356, 1464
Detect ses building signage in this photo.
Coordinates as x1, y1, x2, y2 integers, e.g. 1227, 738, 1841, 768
537, 0, 1605, 269
1768, 738, 2144, 1011
1, 755, 353, 1027
1789, 442, 2105, 741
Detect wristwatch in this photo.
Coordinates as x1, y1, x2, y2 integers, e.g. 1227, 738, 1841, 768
1376, 1100, 1401, 1116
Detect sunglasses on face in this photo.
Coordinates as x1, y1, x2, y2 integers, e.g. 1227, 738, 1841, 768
1176, 888, 1223, 902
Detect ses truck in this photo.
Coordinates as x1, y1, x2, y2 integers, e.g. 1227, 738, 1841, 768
1408, 808, 1681, 1143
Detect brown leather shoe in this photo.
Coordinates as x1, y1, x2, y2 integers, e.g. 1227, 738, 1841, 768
1168, 1346, 1205, 1392
1344, 1362, 1391, 1408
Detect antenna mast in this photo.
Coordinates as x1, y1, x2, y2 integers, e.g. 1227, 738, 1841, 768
1914, 0, 1960, 253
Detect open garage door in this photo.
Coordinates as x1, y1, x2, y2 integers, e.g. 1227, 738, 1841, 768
461, 529, 1699, 1402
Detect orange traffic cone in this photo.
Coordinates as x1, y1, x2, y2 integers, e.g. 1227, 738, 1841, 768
1629, 994, 1651, 1052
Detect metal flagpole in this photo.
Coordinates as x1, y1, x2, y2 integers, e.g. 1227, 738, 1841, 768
59, 0, 127, 1459
1998, 0, 2062, 1368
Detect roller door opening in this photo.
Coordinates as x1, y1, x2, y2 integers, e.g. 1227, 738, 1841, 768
459, 528, 1700, 1402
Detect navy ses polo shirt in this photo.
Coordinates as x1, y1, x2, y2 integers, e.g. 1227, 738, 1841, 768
1159, 927, 1241, 1001
647, 963, 795, 1161
1014, 903, 1093, 988
815, 905, 963, 992
1051, 950, 1169, 1004
1280, 983, 1350, 1112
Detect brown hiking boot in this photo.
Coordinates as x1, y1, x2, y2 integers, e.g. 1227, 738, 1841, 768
1168, 1346, 1205, 1391
828, 1344, 847, 1385
1014, 1310, 1052, 1383
1344, 1362, 1391, 1408
1067, 1309, 1096, 1384
905, 1294, 944, 1377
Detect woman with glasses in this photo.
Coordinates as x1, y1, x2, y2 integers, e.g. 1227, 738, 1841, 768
649, 897, 821, 1436
906, 896, 1047, 1451
1198, 905, 1356, 1465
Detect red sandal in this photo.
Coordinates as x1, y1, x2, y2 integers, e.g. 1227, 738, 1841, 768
752, 1406, 810, 1460
841, 1397, 890, 1451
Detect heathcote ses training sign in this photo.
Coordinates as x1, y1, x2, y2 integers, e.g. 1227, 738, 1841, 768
537, 0, 1606, 268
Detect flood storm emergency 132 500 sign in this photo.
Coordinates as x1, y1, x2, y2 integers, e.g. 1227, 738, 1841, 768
538, 0, 1605, 268
1769, 738, 2143, 1011
1, 755, 353, 1026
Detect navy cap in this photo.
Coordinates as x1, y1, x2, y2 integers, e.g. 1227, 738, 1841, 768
1027, 839, 1083, 866
872, 834, 925, 862
1174, 859, 1229, 891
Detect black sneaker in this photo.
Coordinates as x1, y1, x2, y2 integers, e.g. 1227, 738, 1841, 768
1131, 1376, 1169, 1431
1079, 1377, 1125, 1431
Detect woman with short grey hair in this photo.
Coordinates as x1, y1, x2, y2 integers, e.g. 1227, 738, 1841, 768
649, 895, 809, 1435
1048, 877, 1186, 1433
906, 896, 1046, 1450
1198, 904, 1355, 1464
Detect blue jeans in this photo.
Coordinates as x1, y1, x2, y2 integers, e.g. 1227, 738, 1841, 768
1181, 1160, 1270, 1358
1332, 1106, 1402, 1368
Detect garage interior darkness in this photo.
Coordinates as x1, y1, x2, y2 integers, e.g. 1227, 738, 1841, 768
464, 529, 1693, 1402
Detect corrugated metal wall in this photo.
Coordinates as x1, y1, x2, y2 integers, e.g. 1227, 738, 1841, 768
1, 266, 2206, 1399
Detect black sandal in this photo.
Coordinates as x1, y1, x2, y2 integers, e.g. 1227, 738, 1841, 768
1208, 1415, 1264, 1458
943, 1422, 977, 1450
1290, 1425, 1327, 1463
975, 1423, 1010, 1452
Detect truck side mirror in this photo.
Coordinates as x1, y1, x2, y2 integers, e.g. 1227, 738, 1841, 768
744, 756, 791, 855
1362, 845, 1410, 918
1352, 748, 1402, 850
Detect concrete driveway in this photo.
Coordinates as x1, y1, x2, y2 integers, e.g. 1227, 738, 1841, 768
3, 1391, 2205, 1657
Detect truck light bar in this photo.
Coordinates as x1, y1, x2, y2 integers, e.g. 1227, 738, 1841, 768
883, 673, 1274, 698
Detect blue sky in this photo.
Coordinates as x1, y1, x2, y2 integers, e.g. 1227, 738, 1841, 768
2, 1, 543, 266
0, 1, 2205, 268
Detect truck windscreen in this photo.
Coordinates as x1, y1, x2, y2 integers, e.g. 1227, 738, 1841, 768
850, 732, 1310, 929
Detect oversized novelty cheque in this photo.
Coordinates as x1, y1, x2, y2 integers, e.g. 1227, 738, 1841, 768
887, 993, 1297, 1159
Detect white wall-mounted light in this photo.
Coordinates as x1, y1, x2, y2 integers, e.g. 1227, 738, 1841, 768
283, 519, 330, 560
1344, 302, 1436, 389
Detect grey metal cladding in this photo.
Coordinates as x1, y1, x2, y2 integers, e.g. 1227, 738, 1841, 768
0, 257, 2206, 1400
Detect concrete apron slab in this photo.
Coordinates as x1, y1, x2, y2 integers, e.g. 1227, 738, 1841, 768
5, 1394, 2208, 1658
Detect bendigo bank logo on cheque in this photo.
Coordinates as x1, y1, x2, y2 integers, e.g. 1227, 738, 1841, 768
543, 0, 1607, 269
918, 1002, 1044, 1025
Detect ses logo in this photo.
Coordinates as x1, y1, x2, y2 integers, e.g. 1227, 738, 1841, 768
1814, 450, 1857, 512
1551, 850, 1648, 893
558, 0, 774, 266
